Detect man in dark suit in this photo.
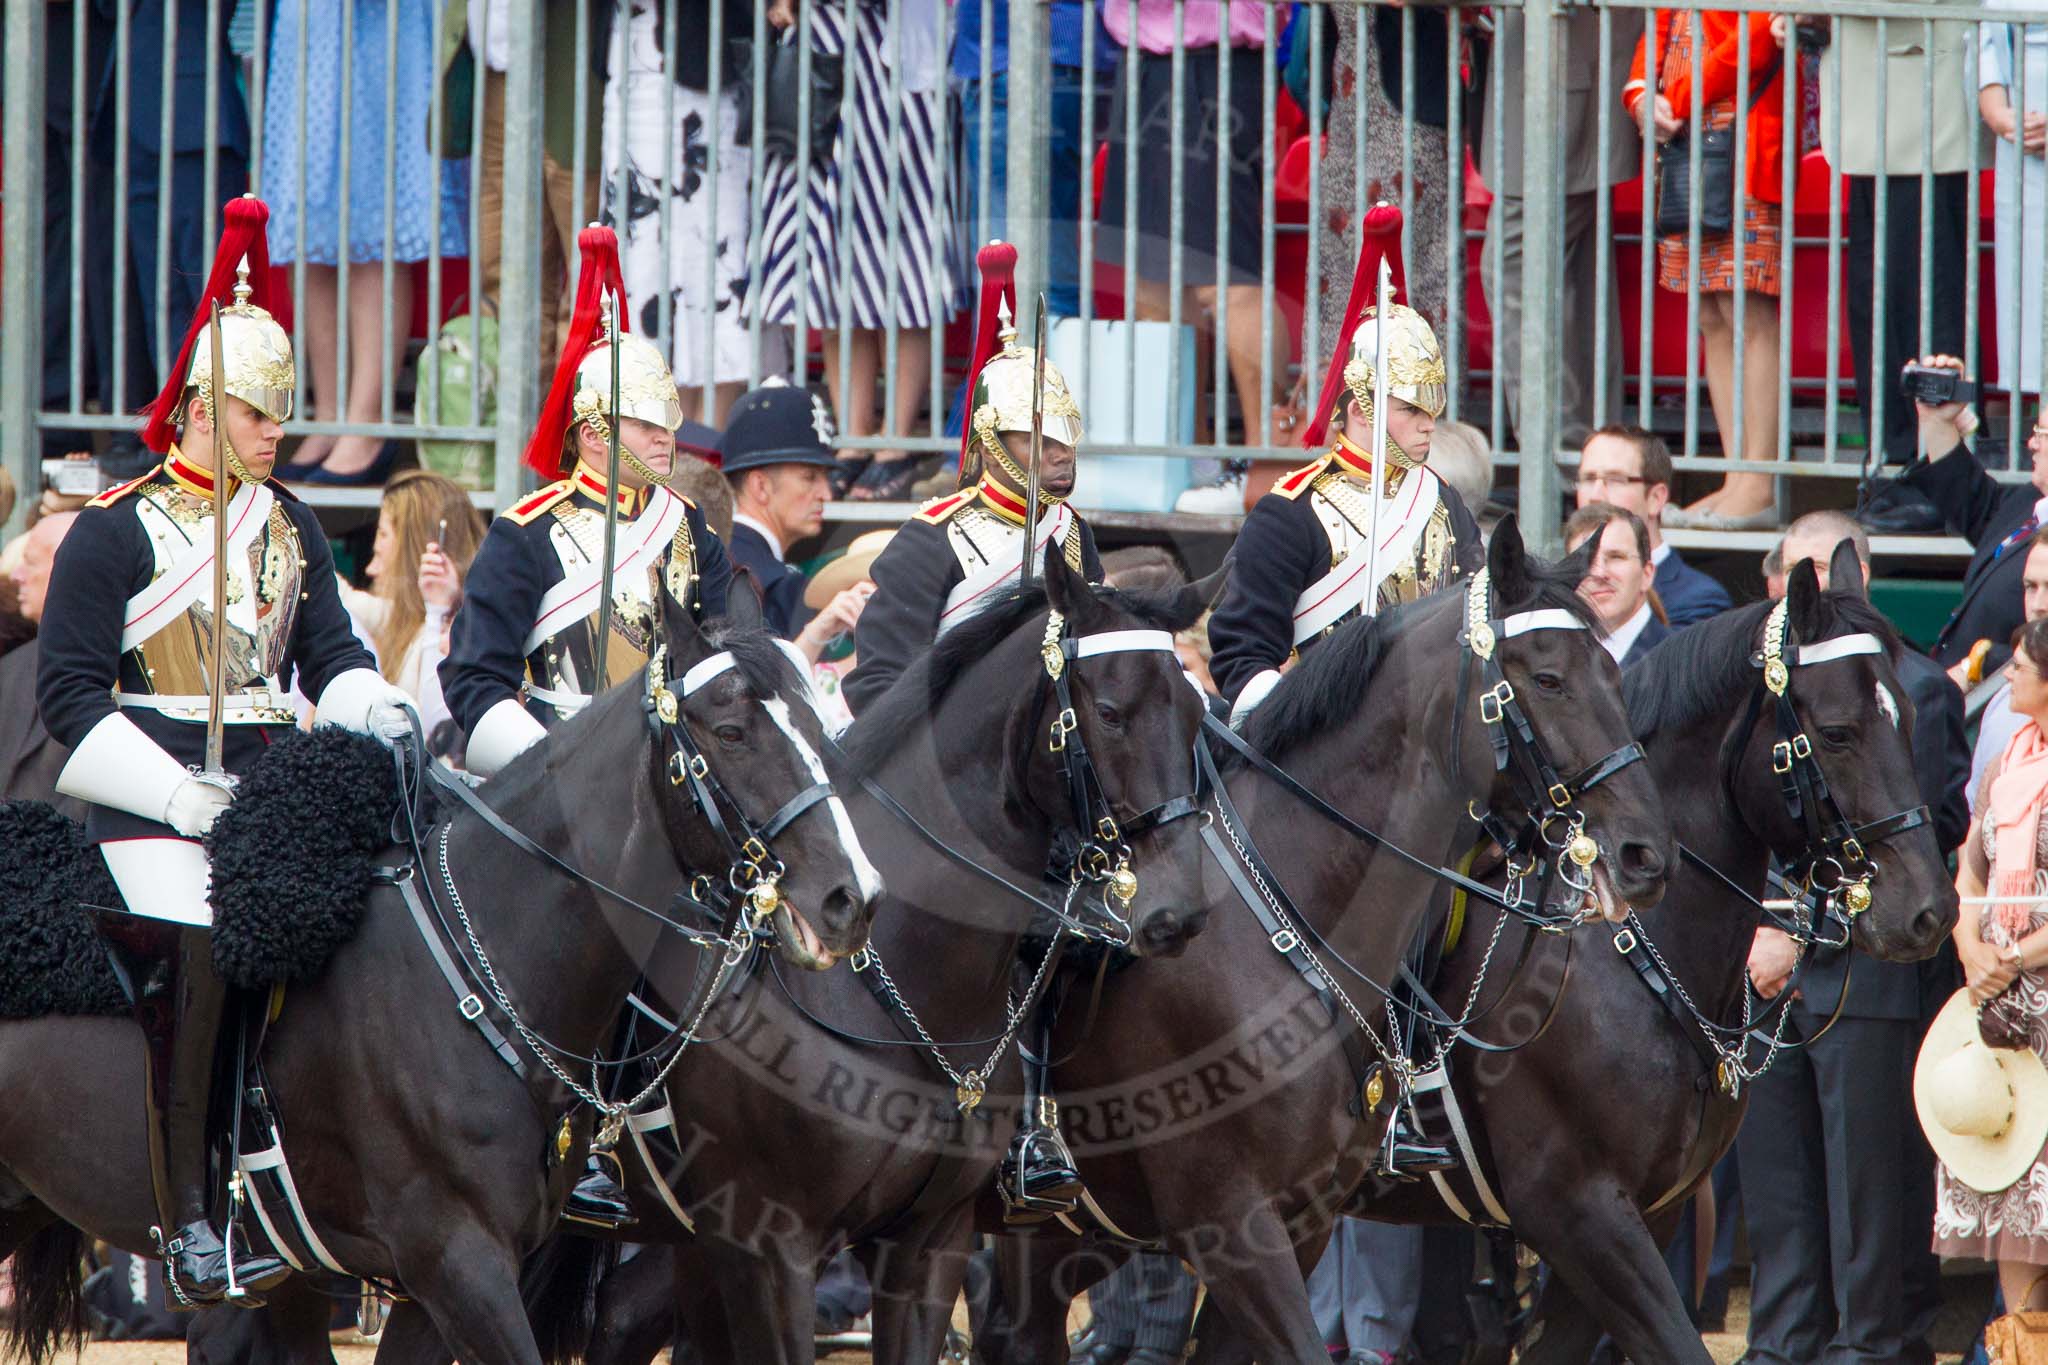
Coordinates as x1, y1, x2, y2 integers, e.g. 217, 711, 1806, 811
1737, 511, 1969, 1365
1895, 354, 2048, 675
721, 383, 868, 657
1575, 425, 1730, 627
1564, 503, 1672, 669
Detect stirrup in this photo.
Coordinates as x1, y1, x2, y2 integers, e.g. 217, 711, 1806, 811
998, 1118, 1082, 1223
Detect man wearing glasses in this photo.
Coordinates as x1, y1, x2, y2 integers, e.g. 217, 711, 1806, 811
1574, 425, 1731, 626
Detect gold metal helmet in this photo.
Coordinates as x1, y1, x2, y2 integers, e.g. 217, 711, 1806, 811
964, 305, 1083, 489
1340, 303, 1448, 432
571, 329, 684, 439
185, 266, 296, 426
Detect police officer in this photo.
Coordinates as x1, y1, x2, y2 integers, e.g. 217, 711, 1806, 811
1208, 205, 1484, 724
441, 225, 731, 780
845, 244, 1103, 718
721, 381, 866, 659
36, 195, 417, 1306
439, 227, 730, 1227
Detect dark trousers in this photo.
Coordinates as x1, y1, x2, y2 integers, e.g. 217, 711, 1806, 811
1845, 173, 1969, 469
1088, 1252, 1198, 1353
1736, 1010, 1923, 1365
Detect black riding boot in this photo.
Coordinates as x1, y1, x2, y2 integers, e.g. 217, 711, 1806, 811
998, 1010, 1081, 1223
1379, 974, 1456, 1181
563, 1013, 637, 1230
94, 909, 291, 1307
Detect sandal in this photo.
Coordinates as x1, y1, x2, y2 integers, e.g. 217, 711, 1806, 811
828, 454, 871, 498
851, 456, 921, 502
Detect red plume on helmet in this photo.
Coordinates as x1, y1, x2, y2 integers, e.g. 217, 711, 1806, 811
523, 225, 630, 478
140, 195, 278, 454
1302, 202, 1409, 450
958, 240, 1019, 470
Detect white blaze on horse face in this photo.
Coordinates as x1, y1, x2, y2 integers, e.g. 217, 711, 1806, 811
1875, 682, 1901, 730
761, 696, 884, 903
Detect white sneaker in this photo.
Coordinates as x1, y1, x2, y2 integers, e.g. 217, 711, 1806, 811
1175, 475, 1247, 515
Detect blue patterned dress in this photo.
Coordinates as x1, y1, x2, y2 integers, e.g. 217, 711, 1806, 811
261, 0, 467, 264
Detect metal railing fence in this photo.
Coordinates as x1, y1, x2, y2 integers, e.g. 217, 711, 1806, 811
4, 0, 2047, 557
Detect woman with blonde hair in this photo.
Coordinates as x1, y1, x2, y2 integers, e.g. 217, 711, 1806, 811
342, 470, 486, 755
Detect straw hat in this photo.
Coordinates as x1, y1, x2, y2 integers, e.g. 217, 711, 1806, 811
1915, 988, 2048, 1193
804, 529, 897, 610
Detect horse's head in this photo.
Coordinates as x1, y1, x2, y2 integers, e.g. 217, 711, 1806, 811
1012, 553, 1218, 956
1469, 515, 1674, 920
1726, 542, 1957, 960
649, 590, 882, 970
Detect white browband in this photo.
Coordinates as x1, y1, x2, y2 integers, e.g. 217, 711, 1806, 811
1794, 634, 1884, 667
1073, 629, 1179, 658
679, 651, 740, 697
1498, 608, 1587, 639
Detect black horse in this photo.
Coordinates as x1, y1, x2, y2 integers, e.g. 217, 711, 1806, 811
1331, 547, 1960, 1365
0, 593, 879, 1365
580, 519, 1680, 1364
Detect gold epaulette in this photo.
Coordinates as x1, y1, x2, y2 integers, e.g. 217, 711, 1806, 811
1270, 454, 1334, 501
912, 490, 975, 525
500, 479, 573, 526
85, 467, 163, 509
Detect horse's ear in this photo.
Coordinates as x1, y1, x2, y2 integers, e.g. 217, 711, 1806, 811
1785, 556, 1823, 637
724, 572, 768, 634
1828, 537, 1867, 600
661, 579, 705, 659
1164, 558, 1232, 632
1043, 549, 1094, 622
1486, 513, 1529, 603
1556, 524, 1598, 591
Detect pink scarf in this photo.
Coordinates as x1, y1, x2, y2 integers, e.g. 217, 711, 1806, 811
1990, 722, 2048, 935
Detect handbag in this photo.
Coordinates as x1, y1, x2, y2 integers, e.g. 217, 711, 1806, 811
1986, 1272, 2048, 1364
729, 36, 844, 168
1982, 979, 2036, 1051
1651, 25, 1780, 238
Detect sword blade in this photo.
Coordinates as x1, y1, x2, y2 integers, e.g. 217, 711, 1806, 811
205, 301, 231, 774
1364, 260, 1391, 619
592, 297, 623, 701
1021, 293, 1047, 589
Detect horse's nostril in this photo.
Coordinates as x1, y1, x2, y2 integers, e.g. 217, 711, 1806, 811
1912, 904, 1955, 944
1620, 840, 1668, 885
821, 886, 863, 929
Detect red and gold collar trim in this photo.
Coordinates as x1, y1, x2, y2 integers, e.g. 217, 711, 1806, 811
976, 477, 1067, 527
572, 461, 649, 516
1329, 432, 1417, 482
163, 446, 237, 498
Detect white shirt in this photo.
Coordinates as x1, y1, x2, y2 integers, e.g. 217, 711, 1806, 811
732, 512, 785, 562
1650, 541, 1672, 569
466, 0, 509, 73
1602, 600, 1654, 666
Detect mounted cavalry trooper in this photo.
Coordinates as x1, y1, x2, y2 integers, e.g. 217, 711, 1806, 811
35, 195, 419, 1307
844, 242, 1104, 718
1207, 203, 1485, 722
440, 226, 730, 1228
441, 224, 732, 779
1208, 205, 1485, 1181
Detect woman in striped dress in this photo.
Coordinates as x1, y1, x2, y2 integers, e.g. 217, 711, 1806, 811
751, 0, 957, 501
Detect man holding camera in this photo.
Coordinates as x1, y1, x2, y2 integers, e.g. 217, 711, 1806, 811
1894, 354, 2048, 679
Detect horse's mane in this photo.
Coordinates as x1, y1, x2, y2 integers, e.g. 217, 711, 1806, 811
842, 581, 1193, 774
703, 621, 810, 704
1242, 559, 1599, 763
1622, 590, 1900, 740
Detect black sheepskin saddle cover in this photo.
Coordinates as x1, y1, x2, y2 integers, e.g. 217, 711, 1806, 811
206, 726, 402, 990
0, 802, 126, 1018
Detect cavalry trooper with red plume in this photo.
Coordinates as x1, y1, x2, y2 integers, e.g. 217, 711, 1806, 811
1208, 204, 1485, 724
1207, 206, 1485, 1180
441, 224, 732, 779
843, 242, 1104, 718
36, 195, 417, 1305
440, 226, 729, 1228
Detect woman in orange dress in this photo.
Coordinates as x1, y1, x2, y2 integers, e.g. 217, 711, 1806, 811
1625, 11, 1793, 528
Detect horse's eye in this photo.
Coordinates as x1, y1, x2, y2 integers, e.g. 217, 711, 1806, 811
714, 724, 747, 747
1820, 726, 1854, 747
1533, 671, 1567, 695
1095, 702, 1124, 730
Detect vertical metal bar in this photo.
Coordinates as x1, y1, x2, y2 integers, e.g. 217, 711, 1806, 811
1009, 0, 1052, 312
1964, 25, 1985, 460
203, 0, 223, 251
1, 0, 48, 531
667, 0, 686, 366
336, 0, 356, 436
114, 0, 133, 420
423, 0, 446, 431
978, 0, 994, 251
1304, 5, 1324, 423
1683, 11, 1702, 459
1637, 12, 1657, 427
832, 3, 855, 416
2007, 32, 2026, 466
1123, 0, 1139, 427
690, 0, 708, 405
1824, 24, 1844, 465
1730, 18, 1750, 470
611, 0, 631, 279
497, 0, 549, 503
1519, 0, 1564, 554
927, 14, 946, 440
883, 0, 904, 450
1260, 2, 1278, 448
155, 0, 181, 373
1871, 16, 1889, 467
1918, 17, 1935, 371
1168, 0, 1186, 436
747, 1, 772, 387
293, 0, 309, 422
1777, 11, 1795, 463
1442, 5, 1462, 427
1080, 5, 1099, 422
67, 0, 87, 416
382, 0, 400, 424
1495, 6, 1509, 448
1213, 36, 1230, 451
793, 5, 814, 386
1399, 4, 1416, 272
251, 0, 268, 193
1594, 4, 1614, 431
2037, 50, 2048, 411
1354, 4, 1367, 238
469, 0, 486, 409
571, 0, 589, 234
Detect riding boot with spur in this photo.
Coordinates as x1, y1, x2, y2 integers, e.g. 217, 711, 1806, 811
94, 910, 291, 1306
565, 1151, 636, 1229
998, 1012, 1082, 1223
